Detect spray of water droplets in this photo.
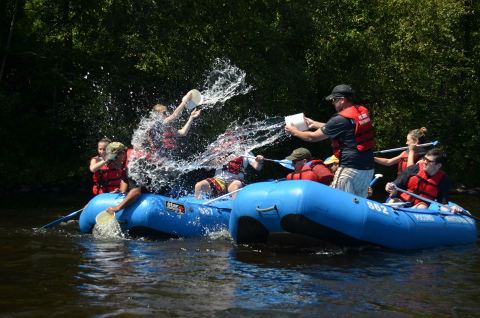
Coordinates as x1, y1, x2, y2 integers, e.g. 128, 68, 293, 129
126, 59, 287, 194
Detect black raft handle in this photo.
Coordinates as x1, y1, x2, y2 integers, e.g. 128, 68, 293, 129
256, 205, 278, 213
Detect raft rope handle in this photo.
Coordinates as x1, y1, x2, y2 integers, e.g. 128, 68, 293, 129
256, 205, 278, 213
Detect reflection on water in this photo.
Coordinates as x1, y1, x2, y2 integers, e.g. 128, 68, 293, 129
1, 196, 480, 317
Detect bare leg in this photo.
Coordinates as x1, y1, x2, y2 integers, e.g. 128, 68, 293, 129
194, 179, 212, 199
228, 180, 243, 199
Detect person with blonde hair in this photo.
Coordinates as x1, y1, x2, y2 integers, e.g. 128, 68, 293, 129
375, 127, 428, 176
148, 91, 202, 158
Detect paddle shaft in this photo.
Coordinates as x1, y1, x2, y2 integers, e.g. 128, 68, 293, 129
40, 208, 83, 229
243, 156, 293, 170
393, 186, 479, 221
374, 141, 438, 155
204, 188, 243, 205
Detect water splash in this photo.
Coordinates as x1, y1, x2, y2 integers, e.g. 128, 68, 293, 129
199, 58, 253, 109
92, 218, 125, 240
127, 59, 286, 194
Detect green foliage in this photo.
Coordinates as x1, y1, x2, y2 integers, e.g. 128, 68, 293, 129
0, 0, 479, 191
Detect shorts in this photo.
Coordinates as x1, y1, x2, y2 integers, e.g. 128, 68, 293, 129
206, 177, 228, 196
331, 167, 374, 198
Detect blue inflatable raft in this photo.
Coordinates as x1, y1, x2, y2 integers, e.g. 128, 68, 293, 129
229, 180, 477, 249
79, 193, 231, 238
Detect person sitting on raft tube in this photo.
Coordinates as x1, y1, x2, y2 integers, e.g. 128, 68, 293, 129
285, 148, 334, 185
90, 139, 126, 195
194, 152, 264, 199
385, 148, 461, 212
105, 142, 147, 215
375, 127, 428, 176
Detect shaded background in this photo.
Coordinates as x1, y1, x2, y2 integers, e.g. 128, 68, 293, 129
1, 0, 479, 197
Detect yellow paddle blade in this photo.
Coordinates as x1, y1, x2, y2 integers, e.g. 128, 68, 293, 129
95, 210, 115, 225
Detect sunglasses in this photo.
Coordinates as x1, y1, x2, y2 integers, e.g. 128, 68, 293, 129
424, 157, 437, 165
331, 97, 344, 104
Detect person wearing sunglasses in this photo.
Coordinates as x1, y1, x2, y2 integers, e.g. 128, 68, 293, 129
285, 84, 375, 197
385, 148, 459, 211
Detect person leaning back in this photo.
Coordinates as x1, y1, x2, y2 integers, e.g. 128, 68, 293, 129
285, 84, 375, 197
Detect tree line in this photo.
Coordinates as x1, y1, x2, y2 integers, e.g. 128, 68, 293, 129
0, 0, 479, 194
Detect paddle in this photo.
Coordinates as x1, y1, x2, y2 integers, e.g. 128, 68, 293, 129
370, 173, 383, 186
243, 155, 294, 170
392, 185, 479, 221
374, 140, 439, 155
39, 208, 83, 230
204, 188, 243, 205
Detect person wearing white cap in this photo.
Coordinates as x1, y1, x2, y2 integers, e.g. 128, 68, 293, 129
285, 84, 375, 197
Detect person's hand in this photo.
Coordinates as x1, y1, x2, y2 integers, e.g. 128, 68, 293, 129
255, 155, 264, 163
367, 187, 373, 198
189, 108, 202, 119
408, 143, 417, 153
304, 117, 317, 129
182, 91, 192, 103
106, 206, 118, 215
450, 205, 463, 214
285, 123, 298, 135
385, 182, 397, 193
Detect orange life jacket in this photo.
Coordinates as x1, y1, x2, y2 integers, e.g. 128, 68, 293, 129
92, 159, 125, 195
286, 160, 334, 185
223, 157, 245, 175
332, 105, 375, 158
396, 150, 422, 176
399, 161, 445, 206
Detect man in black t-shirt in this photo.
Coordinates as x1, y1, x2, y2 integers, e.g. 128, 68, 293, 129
285, 84, 375, 197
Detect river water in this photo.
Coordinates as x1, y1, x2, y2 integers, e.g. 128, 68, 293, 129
1, 194, 479, 317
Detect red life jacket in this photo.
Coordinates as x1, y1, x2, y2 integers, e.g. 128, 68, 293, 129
396, 150, 422, 176
92, 159, 125, 195
399, 162, 445, 205
223, 157, 245, 175
286, 160, 334, 185
332, 105, 375, 158
162, 126, 177, 149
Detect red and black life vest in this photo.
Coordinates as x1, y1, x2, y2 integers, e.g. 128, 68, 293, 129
92, 159, 125, 195
286, 160, 334, 185
397, 150, 422, 176
399, 162, 445, 206
332, 105, 375, 158
223, 157, 245, 175
162, 126, 177, 150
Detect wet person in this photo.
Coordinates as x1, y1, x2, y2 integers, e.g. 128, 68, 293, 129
194, 153, 264, 199
375, 127, 428, 176
285, 84, 375, 197
148, 91, 202, 159
285, 148, 334, 185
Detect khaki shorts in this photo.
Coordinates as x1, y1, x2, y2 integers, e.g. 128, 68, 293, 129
331, 167, 374, 198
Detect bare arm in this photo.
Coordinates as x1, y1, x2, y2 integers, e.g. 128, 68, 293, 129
90, 157, 107, 172
285, 123, 329, 142
177, 108, 202, 136
249, 155, 264, 171
106, 186, 142, 214
406, 144, 417, 167
163, 92, 192, 125
374, 154, 402, 166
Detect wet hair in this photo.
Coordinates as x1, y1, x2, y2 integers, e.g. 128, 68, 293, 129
408, 127, 427, 144
425, 148, 446, 165
98, 137, 111, 144
153, 104, 167, 113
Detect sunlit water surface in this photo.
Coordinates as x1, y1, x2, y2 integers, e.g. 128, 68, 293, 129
1, 195, 480, 317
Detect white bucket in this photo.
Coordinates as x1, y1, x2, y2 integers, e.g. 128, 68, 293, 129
186, 89, 203, 110
285, 113, 308, 131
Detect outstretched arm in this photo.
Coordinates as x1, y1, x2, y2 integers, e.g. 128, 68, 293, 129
163, 91, 192, 125
374, 153, 403, 166
285, 123, 328, 142
249, 155, 264, 171
177, 108, 202, 136
106, 186, 142, 214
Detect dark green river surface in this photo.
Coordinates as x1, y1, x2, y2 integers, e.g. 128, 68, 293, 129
1, 193, 480, 317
